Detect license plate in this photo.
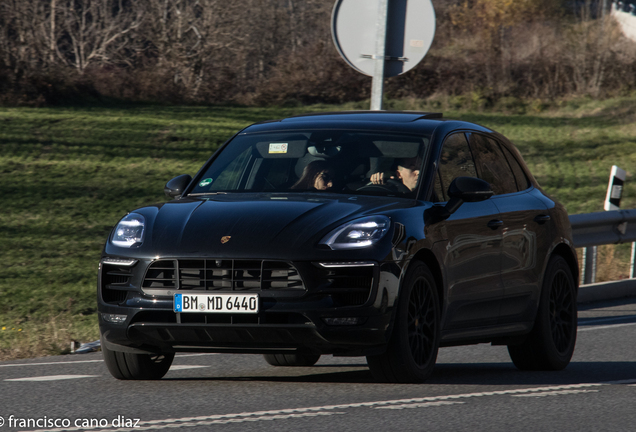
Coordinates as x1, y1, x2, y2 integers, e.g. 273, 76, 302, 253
174, 293, 259, 314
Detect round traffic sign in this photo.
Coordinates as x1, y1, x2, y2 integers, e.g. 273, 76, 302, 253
331, 0, 436, 77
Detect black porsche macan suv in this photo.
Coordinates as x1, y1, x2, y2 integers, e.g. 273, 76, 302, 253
98, 111, 578, 383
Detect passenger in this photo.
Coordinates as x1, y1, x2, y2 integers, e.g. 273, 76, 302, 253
291, 160, 335, 190
370, 157, 421, 192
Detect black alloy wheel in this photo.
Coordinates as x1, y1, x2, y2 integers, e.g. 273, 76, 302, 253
550, 268, 576, 353
103, 345, 175, 380
508, 255, 577, 371
407, 276, 438, 367
367, 261, 440, 383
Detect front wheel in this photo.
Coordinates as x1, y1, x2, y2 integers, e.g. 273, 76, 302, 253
367, 261, 440, 383
103, 345, 174, 380
508, 255, 577, 370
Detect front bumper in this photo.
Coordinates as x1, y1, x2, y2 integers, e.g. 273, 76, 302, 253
98, 257, 402, 356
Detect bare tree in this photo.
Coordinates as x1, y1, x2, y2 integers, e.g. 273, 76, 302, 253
138, 0, 253, 97
55, 0, 144, 72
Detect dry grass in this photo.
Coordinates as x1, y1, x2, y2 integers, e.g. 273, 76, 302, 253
0, 315, 97, 361
577, 244, 634, 284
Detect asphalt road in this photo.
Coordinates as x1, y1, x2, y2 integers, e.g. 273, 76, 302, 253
0, 298, 635, 432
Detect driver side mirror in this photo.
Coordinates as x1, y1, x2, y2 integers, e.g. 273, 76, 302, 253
426, 176, 494, 224
444, 176, 494, 214
164, 174, 192, 199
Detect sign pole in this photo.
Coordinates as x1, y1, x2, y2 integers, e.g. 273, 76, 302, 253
332, 0, 435, 109
370, 0, 389, 111
584, 165, 628, 284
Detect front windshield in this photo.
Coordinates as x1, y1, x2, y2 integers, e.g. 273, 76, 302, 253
189, 130, 430, 198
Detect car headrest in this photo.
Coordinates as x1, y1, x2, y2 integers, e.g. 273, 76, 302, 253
294, 154, 327, 178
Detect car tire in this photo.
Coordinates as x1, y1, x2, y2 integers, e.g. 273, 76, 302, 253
508, 255, 577, 371
263, 353, 320, 367
103, 345, 175, 380
366, 261, 440, 383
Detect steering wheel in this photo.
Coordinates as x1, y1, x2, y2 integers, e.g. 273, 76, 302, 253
357, 179, 411, 195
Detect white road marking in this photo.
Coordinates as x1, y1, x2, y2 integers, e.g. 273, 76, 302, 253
5, 375, 99, 382
168, 365, 209, 371
376, 401, 464, 409
21, 382, 612, 432
127, 412, 346, 430
0, 360, 103, 368
578, 322, 636, 332
0, 353, 215, 369
512, 389, 599, 397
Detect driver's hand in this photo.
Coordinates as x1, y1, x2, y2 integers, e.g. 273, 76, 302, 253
370, 172, 384, 184
371, 172, 395, 184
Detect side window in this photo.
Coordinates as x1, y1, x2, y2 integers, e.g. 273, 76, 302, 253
501, 144, 530, 191
467, 134, 517, 195
437, 133, 477, 201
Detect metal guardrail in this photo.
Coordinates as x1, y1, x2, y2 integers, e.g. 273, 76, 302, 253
569, 209, 636, 284
570, 209, 636, 247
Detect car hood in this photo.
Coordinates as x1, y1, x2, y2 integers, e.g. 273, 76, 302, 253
125, 193, 414, 259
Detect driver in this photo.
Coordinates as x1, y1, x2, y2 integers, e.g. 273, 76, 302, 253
370, 157, 421, 192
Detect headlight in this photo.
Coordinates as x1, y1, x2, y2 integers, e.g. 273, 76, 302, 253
111, 213, 145, 248
320, 216, 390, 250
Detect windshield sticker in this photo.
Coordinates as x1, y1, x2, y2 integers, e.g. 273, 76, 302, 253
199, 178, 213, 187
269, 143, 288, 154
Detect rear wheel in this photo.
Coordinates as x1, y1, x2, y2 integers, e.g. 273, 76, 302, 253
103, 345, 174, 380
263, 353, 320, 367
508, 255, 577, 370
367, 261, 440, 383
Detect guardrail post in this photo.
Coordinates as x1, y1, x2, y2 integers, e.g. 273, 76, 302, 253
582, 246, 597, 285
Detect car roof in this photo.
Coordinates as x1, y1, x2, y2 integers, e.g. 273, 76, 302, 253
241, 111, 492, 136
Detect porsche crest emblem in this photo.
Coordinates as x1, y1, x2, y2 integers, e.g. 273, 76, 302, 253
221, 236, 231, 244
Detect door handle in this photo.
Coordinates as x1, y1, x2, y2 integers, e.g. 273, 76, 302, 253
487, 220, 504, 230
534, 214, 551, 224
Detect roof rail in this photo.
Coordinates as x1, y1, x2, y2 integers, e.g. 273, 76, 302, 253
287, 111, 444, 119
414, 112, 443, 120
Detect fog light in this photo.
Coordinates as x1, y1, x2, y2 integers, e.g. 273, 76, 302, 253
103, 313, 127, 324
323, 317, 362, 326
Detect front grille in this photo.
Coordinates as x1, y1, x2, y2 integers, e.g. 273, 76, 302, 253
101, 263, 132, 304
143, 259, 304, 292
330, 276, 373, 290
